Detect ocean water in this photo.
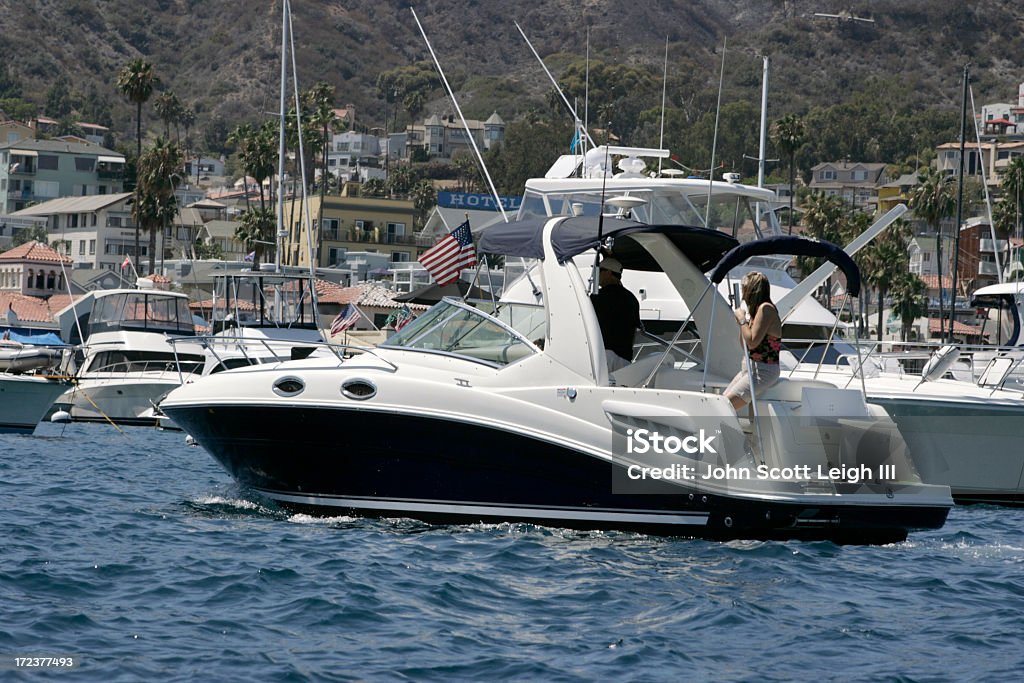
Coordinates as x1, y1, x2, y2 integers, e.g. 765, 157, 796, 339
2, 423, 1023, 682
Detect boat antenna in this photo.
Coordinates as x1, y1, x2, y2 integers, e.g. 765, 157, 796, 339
412, 8, 508, 223
658, 36, 668, 175
514, 21, 596, 151
705, 37, 727, 228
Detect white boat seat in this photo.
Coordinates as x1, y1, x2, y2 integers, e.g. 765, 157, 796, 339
756, 377, 835, 403
609, 353, 665, 387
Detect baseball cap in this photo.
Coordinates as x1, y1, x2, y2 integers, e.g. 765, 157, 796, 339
599, 257, 623, 275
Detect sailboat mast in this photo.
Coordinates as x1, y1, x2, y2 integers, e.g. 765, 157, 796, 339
275, 0, 289, 273
950, 63, 969, 342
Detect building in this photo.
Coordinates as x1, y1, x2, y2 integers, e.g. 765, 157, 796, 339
808, 161, 888, 210
183, 156, 227, 183
282, 194, 421, 269
327, 131, 382, 171
405, 112, 505, 160
0, 139, 126, 214
935, 140, 1024, 187
0, 240, 73, 298
7, 193, 168, 271
1, 120, 34, 145
876, 173, 920, 214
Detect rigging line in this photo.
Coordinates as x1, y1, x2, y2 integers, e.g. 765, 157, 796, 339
584, 27, 590, 158
412, 8, 508, 223
275, 0, 288, 271
514, 21, 596, 151
286, 0, 321, 314
967, 82, 1003, 284
705, 37, 727, 228
658, 36, 668, 176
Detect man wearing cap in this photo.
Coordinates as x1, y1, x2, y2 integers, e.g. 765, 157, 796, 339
590, 256, 641, 371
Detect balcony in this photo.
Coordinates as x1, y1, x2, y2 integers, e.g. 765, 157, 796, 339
978, 261, 999, 276
97, 168, 125, 180
332, 229, 420, 246
979, 238, 1009, 252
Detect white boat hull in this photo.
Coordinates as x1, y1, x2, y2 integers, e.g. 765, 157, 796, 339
0, 374, 69, 434
55, 375, 181, 426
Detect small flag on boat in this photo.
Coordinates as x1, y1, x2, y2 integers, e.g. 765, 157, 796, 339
244, 250, 255, 262
570, 128, 581, 153
418, 220, 477, 287
121, 256, 131, 270
330, 304, 361, 335
385, 304, 415, 331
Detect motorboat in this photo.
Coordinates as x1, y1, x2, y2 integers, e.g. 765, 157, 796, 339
156, 268, 328, 430
161, 216, 952, 543
52, 284, 205, 425
1, 342, 69, 433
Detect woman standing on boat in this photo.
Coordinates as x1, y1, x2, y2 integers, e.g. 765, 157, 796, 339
724, 271, 783, 410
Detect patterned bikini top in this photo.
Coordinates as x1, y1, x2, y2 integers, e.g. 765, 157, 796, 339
749, 334, 781, 365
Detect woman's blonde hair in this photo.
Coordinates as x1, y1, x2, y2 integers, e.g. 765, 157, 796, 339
741, 271, 772, 313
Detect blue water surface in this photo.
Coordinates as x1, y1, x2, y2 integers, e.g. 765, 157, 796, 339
2, 422, 1023, 681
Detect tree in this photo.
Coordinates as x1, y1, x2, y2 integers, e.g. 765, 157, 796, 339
799, 193, 849, 310
303, 82, 342, 265
386, 162, 414, 197
890, 271, 928, 341
44, 78, 72, 119
858, 218, 912, 341
235, 207, 275, 270
154, 91, 182, 140
909, 167, 956, 336
117, 59, 158, 263
362, 177, 386, 197
12, 225, 48, 247
998, 156, 1024, 239
771, 114, 806, 234
411, 179, 436, 229
134, 138, 183, 274
228, 121, 276, 212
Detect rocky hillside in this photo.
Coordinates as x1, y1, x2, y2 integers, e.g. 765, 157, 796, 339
2, 0, 1023, 150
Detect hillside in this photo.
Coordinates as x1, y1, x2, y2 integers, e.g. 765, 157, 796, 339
2, 0, 1024, 157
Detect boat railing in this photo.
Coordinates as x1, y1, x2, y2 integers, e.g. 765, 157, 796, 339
168, 336, 399, 380
82, 358, 205, 379
783, 336, 1024, 392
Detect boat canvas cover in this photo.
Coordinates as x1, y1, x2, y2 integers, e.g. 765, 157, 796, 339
478, 216, 737, 272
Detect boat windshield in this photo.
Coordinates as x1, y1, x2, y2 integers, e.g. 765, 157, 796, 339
518, 188, 764, 235
89, 292, 195, 336
381, 299, 538, 366
211, 273, 317, 330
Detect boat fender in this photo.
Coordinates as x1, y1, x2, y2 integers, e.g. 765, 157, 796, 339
921, 344, 960, 382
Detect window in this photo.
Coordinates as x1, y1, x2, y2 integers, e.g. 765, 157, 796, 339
37, 155, 59, 171
79, 241, 85, 255
391, 251, 410, 262
68, 214, 79, 228
820, 170, 837, 181
89, 240, 96, 255
34, 180, 59, 197
851, 170, 868, 181
923, 253, 931, 262
328, 247, 346, 265
75, 157, 96, 172
109, 216, 122, 228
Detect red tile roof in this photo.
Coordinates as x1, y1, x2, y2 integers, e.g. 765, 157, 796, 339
0, 241, 73, 264
0, 292, 58, 324
928, 319, 984, 336
919, 274, 953, 290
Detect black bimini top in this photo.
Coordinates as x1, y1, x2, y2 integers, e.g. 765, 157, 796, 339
477, 216, 739, 273
709, 235, 861, 298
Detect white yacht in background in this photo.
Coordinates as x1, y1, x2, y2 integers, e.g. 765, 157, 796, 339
52, 284, 205, 425
1, 354, 70, 433
161, 216, 952, 543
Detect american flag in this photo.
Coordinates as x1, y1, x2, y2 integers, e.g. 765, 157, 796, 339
330, 304, 362, 335
418, 220, 477, 286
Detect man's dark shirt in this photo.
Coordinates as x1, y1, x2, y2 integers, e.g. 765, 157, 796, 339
590, 282, 641, 361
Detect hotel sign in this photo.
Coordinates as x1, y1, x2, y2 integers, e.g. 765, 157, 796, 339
437, 192, 521, 212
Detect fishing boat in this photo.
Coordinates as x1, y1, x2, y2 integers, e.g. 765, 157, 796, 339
161, 216, 952, 543
52, 285, 205, 425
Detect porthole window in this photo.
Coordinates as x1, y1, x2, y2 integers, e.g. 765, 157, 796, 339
273, 376, 305, 397
341, 378, 376, 400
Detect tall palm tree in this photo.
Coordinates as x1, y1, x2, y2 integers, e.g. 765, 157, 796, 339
909, 167, 956, 338
154, 91, 181, 139
890, 271, 928, 342
771, 113, 806, 235
303, 82, 341, 266
999, 156, 1024, 241
235, 207, 275, 270
118, 59, 158, 264
134, 138, 183, 274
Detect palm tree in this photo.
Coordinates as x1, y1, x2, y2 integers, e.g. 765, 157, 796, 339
890, 271, 928, 342
118, 59, 158, 263
410, 179, 436, 230
303, 82, 341, 265
235, 207, 275, 270
909, 166, 956, 338
999, 156, 1024, 241
229, 122, 277, 212
771, 113, 806, 234
134, 138, 183, 274
154, 91, 181, 140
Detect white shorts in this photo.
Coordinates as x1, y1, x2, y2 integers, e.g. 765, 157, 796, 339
724, 361, 780, 402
